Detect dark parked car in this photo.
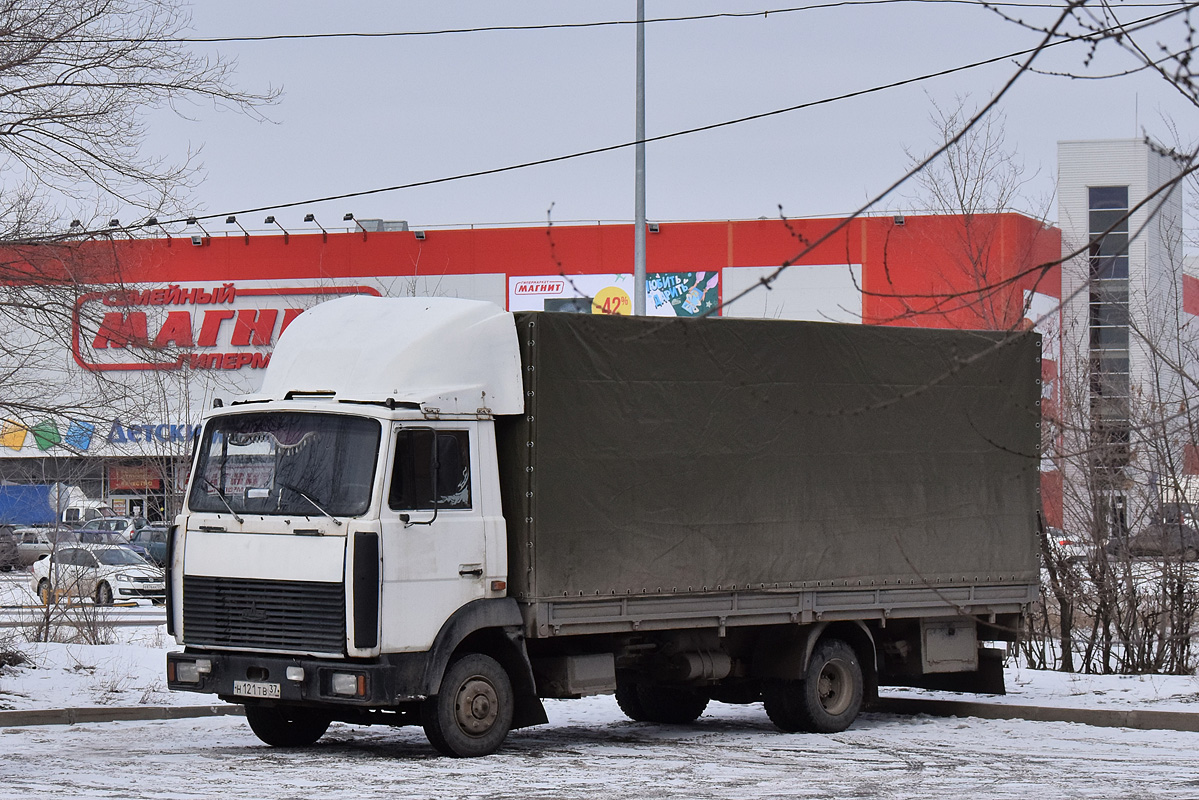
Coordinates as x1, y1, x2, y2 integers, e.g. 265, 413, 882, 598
1124, 523, 1199, 560
76, 517, 151, 560
127, 525, 169, 566
0, 528, 18, 571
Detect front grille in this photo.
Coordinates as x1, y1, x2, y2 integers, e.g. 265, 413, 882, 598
183, 575, 346, 654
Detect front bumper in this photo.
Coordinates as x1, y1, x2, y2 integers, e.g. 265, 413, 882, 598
117, 585, 165, 603
167, 649, 432, 709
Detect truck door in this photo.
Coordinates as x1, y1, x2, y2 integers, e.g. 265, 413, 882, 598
378, 424, 486, 651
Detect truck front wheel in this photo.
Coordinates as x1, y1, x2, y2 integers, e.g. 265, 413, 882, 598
763, 638, 863, 733
422, 653, 514, 758
244, 705, 331, 747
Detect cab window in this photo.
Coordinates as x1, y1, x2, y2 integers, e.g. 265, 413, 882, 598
389, 429, 471, 511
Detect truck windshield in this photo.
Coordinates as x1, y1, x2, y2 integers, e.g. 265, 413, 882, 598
189, 412, 381, 518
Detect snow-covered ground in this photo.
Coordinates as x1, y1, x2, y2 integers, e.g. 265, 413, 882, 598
3, 574, 1199, 797
5, 632, 1199, 715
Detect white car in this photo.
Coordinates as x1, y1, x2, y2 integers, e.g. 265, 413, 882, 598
31, 544, 164, 606
1045, 527, 1093, 565
76, 516, 145, 539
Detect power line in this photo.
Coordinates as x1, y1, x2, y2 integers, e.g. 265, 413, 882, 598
13, 0, 1187, 44
37, 3, 1192, 242
58, 35, 1080, 238
709, 0, 1194, 316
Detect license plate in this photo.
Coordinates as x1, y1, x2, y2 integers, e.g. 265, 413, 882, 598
233, 680, 281, 699
145, 583, 164, 592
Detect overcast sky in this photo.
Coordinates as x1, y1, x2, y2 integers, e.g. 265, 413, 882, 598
135, 1, 1199, 234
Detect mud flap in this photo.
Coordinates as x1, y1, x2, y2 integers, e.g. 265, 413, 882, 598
896, 647, 1007, 695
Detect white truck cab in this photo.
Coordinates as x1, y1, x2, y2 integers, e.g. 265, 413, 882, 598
169, 298, 544, 756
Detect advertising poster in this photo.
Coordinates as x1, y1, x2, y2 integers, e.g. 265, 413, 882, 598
508, 271, 721, 317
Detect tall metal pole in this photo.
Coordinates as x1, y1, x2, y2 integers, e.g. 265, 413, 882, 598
633, 0, 646, 316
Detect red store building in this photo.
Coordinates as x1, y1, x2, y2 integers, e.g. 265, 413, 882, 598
0, 213, 1062, 522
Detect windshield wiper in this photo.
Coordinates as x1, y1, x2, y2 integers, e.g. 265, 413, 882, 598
201, 477, 245, 524
278, 482, 343, 527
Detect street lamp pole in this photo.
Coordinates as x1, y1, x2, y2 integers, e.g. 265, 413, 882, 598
633, 0, 647, 316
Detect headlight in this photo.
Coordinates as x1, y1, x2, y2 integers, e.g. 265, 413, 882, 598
172, 658, 212, 684
115, 573, 132, 583
330, 672, 366, 697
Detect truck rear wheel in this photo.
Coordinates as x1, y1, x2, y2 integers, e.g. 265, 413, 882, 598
244, 705, 331, 747
763, 638, 863, 733
615, 675, 709, 724
422, 653, 514, 758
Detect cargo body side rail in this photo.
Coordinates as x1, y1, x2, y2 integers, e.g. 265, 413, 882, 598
520, 581, 1038, 638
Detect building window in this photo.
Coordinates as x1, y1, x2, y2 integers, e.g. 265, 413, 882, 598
1088, 186, 1130, 475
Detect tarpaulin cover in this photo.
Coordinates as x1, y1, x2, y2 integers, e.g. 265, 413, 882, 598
496, 312, 1042, 600
0, 484, 55, 525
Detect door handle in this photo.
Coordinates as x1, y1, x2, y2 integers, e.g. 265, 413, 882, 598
458, 565, 483, 578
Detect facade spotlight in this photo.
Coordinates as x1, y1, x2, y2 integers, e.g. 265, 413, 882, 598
185, 216, 211, 244
303, 213, 328, 242
414, 230, 426, 241
146, 217, 172, 244
226, 215, 250, 245
105, 219, 135, 239
265, 215, 289, 243
344, 212, 368, 240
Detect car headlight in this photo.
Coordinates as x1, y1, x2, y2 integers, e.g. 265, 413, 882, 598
114, 573, 132, 583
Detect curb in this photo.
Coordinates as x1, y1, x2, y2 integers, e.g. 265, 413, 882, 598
3, 698, 1197, 733
875, 697, 1199, 733
0, 704, 245, 728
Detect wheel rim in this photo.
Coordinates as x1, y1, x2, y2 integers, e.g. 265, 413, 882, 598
454, 674, 499, 737
97, 584, 111, 604
817, 658, 854, 716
